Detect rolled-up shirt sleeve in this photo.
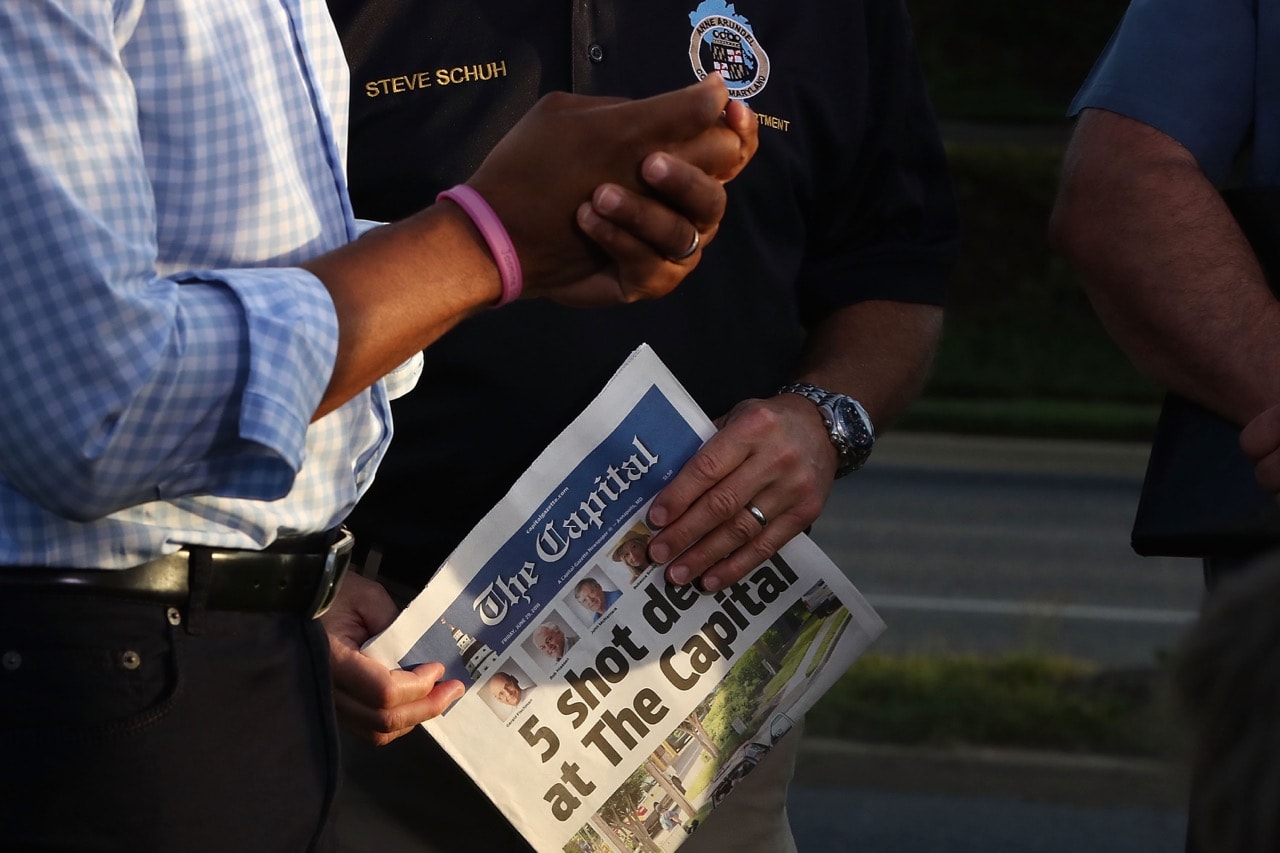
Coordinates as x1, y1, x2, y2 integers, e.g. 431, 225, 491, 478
0, 1, 342, 521
793, 0, 958, 327
1066, 0, 1256, 186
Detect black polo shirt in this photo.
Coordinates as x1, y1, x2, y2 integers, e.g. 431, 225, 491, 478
327, 0, 958, 584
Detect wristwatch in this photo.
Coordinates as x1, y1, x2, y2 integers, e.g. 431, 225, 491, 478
777, 382, 875, 478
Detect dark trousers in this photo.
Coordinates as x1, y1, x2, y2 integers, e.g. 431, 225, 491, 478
1183, 551, 1271, 853
0, 589, 340, 852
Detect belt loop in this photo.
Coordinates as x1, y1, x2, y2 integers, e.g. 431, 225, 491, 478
308, 529, 355, 619
361, 546, 383, 580
186, 547, 213, 635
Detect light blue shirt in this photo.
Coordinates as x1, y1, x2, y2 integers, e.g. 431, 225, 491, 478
590, 588, 624, 623
1069, 0, 1280, 187
0, 1, 406, 568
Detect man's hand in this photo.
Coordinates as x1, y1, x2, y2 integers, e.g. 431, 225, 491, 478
567, 151, 729, 305
321, 572, 464, 746
584, 90, 756, 290
470, 73, 757, 302
1242, 403, 1280, 494
307, 76, 756, 419
645, 393, 837, 593
641, 300, 941, 592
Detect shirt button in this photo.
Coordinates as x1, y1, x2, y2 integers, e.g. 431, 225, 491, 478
588, 43, 605, 63
1, 650, 20, 671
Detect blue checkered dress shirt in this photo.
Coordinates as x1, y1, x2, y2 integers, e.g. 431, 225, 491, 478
0, 1, 409, 568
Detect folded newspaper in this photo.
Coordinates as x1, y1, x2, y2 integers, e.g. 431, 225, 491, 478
364, 344, 885, 852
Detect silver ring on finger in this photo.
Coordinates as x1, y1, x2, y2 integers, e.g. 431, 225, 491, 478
746, 503, 768, 528
666, 229, 700, 262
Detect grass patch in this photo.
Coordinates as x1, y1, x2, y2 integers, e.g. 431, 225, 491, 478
806, 652, 1182, 758
682, 751, 717, 807
804, 612, 848, 678
758, 617, 826, 701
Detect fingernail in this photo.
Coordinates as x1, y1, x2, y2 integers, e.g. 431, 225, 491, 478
644, 154, 670, 182
648, 506, 667, 528
649, 542, 669, 565
595, 185, 622, 213
668, 565, 689, 585
576, 203, 601, 229
700, 574, 722, 593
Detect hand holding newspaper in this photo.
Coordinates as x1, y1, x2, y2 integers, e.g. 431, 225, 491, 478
364, 344, 885, 852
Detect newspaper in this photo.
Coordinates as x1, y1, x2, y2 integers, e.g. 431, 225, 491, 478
364, 344, 885, 853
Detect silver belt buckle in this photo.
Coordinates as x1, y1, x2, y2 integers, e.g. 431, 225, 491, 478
308, 527, 354, 619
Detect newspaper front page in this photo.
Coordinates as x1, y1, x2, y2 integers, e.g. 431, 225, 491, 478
364, 344, 885, 853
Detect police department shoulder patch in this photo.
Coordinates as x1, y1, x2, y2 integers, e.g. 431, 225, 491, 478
688, 1, 770, 100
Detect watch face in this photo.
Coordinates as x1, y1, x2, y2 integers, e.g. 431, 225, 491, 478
827, 397, 872, 477
780, 384, 873, 477
832, 398, 873, 448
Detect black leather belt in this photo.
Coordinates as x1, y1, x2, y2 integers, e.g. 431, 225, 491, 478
0, 528, 353, 618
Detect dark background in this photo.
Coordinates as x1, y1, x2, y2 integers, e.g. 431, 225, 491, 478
901, 1, 1154, 439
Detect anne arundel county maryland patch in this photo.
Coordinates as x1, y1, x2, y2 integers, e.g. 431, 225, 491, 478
687, 1, 770, 100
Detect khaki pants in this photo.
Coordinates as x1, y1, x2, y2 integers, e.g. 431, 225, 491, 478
681, 719, 801, 853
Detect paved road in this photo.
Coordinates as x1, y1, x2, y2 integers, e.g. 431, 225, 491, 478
790, 785, 1185, 853
809, 432, 1205, 667
786, 432, 1195, 851
788, 735, 1189, 852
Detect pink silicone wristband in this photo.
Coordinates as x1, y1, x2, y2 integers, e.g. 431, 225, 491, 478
436, 184, 523, 307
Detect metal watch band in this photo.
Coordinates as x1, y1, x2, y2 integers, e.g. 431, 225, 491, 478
777, 382, 875, 477
777, 381, 828, 407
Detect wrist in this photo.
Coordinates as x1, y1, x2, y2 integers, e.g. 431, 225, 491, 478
436, 185, 523, 306
777, 382, 875, 477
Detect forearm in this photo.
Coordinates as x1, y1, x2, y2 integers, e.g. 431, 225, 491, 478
646, 298, 942, 589
309, 79, 756, 420
791, 300, 943, 433
1051, 109, 1280, 425
307, 203, 500, 419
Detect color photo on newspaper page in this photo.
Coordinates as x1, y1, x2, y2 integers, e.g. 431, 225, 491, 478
364, 344, 885, 853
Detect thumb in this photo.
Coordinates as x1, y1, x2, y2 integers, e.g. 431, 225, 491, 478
614, 73, 731, 145
620, 75, 757, 182
1242, 405, 1280, 462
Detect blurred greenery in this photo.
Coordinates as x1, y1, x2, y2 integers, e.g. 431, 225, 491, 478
932, 145, 1159, 397
907, 1, 1130, 121
813, 7, 1184, 758
888, 5, 1166, 442
899, 143, 1165, 442
901, 398, 1161, 442
809, 653, 1182, 758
